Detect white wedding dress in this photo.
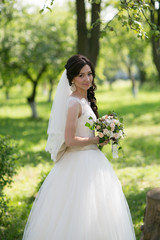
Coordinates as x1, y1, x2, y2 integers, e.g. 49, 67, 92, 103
22, 96, 136, 240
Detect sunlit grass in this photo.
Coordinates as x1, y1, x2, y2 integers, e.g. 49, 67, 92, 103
0, 81, 160, 239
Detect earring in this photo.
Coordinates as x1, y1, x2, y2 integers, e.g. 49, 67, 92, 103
71, 82, 76, 92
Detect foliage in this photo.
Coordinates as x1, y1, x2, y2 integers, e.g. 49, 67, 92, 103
119, 0, 160, 39
0, 135, 19, 231
95, 0, 160, 40
44, 0, 160, 40
97, 16, 157, 87
0, 0, 20, 93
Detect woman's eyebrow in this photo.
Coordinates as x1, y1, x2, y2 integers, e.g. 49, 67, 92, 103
79, 70, 92, 74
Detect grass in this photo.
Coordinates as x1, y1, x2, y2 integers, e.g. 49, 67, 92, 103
0, 80, 160, 240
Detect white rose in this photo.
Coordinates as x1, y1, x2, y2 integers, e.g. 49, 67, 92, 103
96, 125, 101, 130
103, 129, 109, 135
112, 119, 117, 124
107, 119, 112, 124
108, 131, 113, 137
119, 130, 123, 136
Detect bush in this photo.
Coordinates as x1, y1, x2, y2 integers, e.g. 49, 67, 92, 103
0, 135, 19, 228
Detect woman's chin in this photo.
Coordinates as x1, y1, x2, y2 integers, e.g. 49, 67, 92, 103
84, 85, 91, 90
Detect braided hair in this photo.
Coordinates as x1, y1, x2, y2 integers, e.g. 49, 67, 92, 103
65, 54, 99, 118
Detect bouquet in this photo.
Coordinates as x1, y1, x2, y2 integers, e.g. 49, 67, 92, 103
85, 111, 124, 158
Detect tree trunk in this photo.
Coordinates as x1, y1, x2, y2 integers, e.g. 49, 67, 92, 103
89, 1, 101, 66
48, 78, 54, 102
76, 0, 88, 57
27, 81, 39, 119
141, 188, 160, 240
75, 0, 101, 66
25, 64, 47, 118
150, 0, 160, 83
128, 65, 137, 98
5, 89, 9, 100
28, 101, 39, 119
139, 68, 147, 88
151, 36, 160, 82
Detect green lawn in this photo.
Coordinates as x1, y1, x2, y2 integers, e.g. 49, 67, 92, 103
1, 81, 160, 240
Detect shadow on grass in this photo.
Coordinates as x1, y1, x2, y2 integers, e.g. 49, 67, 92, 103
110, 134, 160, 169
125, 186, 149, 240
0, 117, 52, 166
99, 101, 160, 124
0, 117, 47, 140
0, 99, 53, 114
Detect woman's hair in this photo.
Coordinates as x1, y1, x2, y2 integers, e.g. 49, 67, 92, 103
65, 54, 99, 118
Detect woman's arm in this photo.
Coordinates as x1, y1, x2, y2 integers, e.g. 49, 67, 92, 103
65, 102, 99, 147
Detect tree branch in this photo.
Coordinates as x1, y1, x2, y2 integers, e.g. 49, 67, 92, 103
141, 8, 154, 29
36, 64, 48, 82
23, 70, 34, 83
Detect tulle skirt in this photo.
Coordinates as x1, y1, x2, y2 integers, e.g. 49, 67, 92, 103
22, 147, 136, 240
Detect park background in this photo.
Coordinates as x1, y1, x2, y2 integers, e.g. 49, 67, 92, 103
0, 0, 160, 239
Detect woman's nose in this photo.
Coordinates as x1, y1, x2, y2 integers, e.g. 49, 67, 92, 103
85, 74, 90, 81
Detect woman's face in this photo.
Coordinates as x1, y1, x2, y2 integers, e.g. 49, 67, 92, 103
72, 64, 93, 91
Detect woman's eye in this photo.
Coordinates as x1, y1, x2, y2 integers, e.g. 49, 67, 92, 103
79, 74, 83, 77
88, 73, 92, 76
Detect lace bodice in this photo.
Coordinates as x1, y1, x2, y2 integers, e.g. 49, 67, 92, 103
67, 96, 97, 138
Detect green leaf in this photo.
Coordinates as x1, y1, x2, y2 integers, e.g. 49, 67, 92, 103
50, 0, 55, 5
46, 6, 52, 12
120, 117, 123, 123
39, 9, 44, 13
91, 126, 96, 130
85, 122, 91, 128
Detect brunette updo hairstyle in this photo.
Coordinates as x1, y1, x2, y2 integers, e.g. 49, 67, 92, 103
65, 54, 99, 118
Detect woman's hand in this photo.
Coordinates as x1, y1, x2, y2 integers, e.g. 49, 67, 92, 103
98, 138, 110, 146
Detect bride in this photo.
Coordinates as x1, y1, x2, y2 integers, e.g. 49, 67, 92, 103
22, 55, 136, 240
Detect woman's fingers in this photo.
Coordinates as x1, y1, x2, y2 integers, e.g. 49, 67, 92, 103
99, 139, 110, 146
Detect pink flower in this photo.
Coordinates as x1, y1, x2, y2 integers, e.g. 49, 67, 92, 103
113, 133, 119, 139
110, 123, 115, 131
110, 122, 115, 128
98, 132, 104, 138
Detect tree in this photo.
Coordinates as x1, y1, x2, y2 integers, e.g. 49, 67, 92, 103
75, 0, 160, 81
118, 0, 160, 82
98, 16, 153, 95
43, 0, 101, 66
0, 3, 75, 118
18, 12, 74, 118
